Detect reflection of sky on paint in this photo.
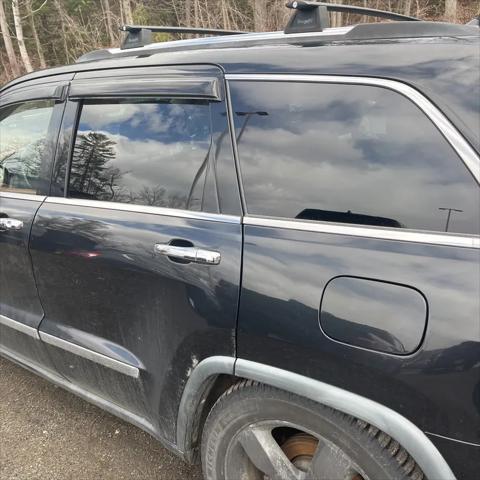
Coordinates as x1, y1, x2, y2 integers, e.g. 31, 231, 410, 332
242, 229, 480, 350
232, 82, 480, 235
75, 101, 211, 202
0, 103, 53, 160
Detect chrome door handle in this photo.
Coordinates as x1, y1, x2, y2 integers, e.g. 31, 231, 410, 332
154, 244, 221, 265
0, 218, 24, 231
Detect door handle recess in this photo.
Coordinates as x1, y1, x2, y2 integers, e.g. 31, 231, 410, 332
0, 218, 24, 231
154, 244, 221, 265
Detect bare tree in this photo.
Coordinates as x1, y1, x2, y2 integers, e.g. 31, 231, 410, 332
27, 0, 46, 69
444, 0, 457, 22
102, 0, 116, 45
251, 0, 268, 31
0, 0, 20, 77
331, 0, 343, 27
122, 0, 134, 25
403, 0, 413, 16
11, 0, 33, 72
53, 0, 70, 62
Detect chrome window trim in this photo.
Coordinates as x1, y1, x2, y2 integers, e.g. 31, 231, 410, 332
225, 80, 247, 213
39, 331, 140, 378
0, 314, 40, 339
0, 192, 46, 202
244, 216, 480, 249
225, 74, 480, 184
44, 197, 241, 224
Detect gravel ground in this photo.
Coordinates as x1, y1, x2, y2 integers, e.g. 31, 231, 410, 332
0, 356, 203, 480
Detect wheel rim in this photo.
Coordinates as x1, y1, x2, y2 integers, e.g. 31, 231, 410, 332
224, 420, 369, 480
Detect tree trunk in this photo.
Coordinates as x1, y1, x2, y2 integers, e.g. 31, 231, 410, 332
102, 0, 116, 45
27, 0, 46, 69
252, 0, 267, 31
53, 0, 70, 63
185, 0, 191, 26
193, 0, 199, 28
122, 0, 133, 25
12, 0, 33, 72
0, 0, 20, 77
444, 0, 457, 22
1, 51, 11, 80
332, 0, 343, 28
404, 0, 413, 16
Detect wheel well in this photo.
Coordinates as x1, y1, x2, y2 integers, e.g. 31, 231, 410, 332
178, 357, 454, 479
183, 373, 236, 463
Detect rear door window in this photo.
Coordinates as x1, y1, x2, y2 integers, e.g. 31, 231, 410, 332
69, 99, 212, 211
230, 81, 480, 235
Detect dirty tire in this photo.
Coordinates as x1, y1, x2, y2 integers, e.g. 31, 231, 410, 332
201, 380, 424, 480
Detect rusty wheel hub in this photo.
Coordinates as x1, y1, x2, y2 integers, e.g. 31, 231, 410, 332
281, 433, 319, 472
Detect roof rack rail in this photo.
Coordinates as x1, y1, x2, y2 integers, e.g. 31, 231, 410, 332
285, 1, 420, 34
120, 25, 249, 50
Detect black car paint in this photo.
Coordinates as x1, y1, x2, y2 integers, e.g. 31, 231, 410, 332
29, 202, 242, 440
238, 225, 480, 443
1, 33, 479, 479
0, 196, 57, 371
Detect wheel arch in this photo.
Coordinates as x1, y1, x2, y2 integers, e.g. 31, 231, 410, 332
177, 356, 456, 479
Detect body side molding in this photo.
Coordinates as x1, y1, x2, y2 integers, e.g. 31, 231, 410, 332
39, 331, 140, 378
0, 314, 40, 339
178, 356, 456, 479
0, 345, 177, 452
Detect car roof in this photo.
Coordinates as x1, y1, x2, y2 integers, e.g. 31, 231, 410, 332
1, 22, 479, 151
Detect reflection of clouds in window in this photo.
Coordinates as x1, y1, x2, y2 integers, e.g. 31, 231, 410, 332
0, 100, 54, 193
80, 102, 211, 139
70, 101, 211, 210
232, 82, 480, 235
0, 106, 52, 158
80, 103, 157, 130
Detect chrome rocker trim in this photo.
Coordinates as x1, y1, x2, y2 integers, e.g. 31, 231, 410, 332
0, 314, 40, 339
178, 356, 456, 480
0, 315, 139, 378
0, 345, 163, 445
39, 331, 140, 379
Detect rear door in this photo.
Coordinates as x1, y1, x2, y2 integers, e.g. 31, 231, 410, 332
29, 66, 242, 439
0, 82, 66, 370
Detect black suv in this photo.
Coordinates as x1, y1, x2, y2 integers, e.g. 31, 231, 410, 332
1, 3, 479, 479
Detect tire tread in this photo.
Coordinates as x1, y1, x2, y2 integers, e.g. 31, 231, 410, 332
203, 379, 426, 480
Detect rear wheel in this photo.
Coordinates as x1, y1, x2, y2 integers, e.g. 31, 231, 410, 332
201, 380, 424, 480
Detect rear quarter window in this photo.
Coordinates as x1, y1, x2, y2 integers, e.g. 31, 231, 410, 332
230, 81, 480, 235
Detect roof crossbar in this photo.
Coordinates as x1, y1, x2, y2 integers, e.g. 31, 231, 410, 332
285, 1, 420, 34
120, 25, 249, 50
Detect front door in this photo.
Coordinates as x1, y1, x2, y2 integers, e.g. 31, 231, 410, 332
0, 84, 65, 370
29, 66, 243, 441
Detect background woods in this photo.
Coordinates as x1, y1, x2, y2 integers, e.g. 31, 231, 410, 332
0, 0, 479, 85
